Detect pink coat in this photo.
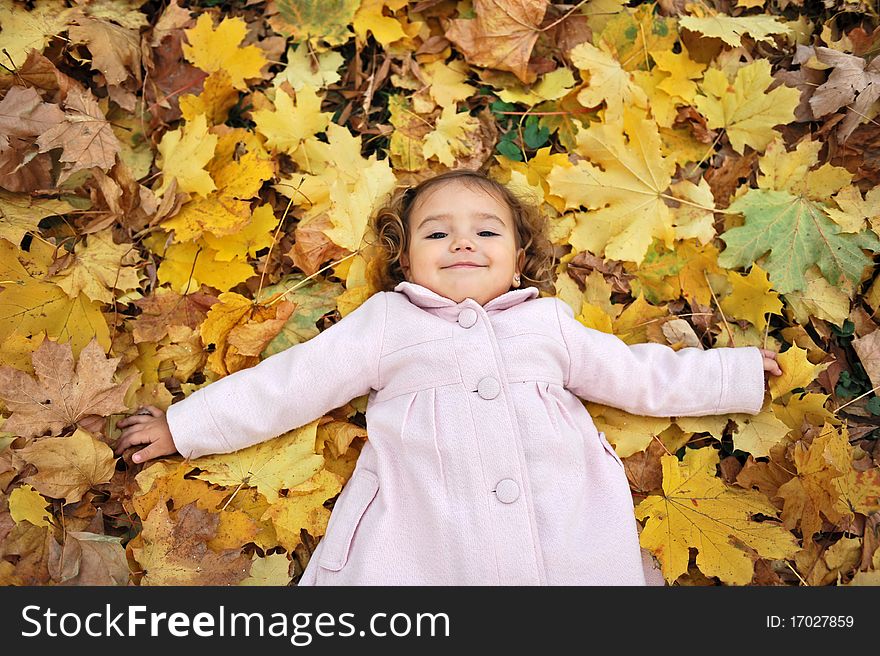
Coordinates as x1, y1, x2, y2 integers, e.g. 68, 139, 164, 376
167, 281, 766, 585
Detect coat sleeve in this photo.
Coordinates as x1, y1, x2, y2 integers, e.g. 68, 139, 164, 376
166, 291, 387, 459
553, 298, 765, 417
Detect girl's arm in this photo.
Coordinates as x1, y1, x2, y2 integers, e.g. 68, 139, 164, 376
554, 298, 766, 417
143, 292, 387, 461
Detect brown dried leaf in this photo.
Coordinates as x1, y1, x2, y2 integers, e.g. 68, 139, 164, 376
0, 337, 135, 438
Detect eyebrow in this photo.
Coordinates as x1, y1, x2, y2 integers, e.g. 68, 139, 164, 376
416, 213, 507, 230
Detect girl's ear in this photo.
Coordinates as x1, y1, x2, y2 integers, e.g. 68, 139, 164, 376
400, 252, 410, 280
516, 248, 526, 275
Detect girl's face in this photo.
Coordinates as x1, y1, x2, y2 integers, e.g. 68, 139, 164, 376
400, 180, 525, 306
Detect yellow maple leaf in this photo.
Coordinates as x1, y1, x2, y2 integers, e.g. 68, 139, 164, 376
269, 0, 360, 47
422, 105, 482, 167
587, 403, 672, 457
240, 553, 292, 586
680, 13, 793, 47
496, 68, 576, 106
719, 264, 783, 332
8, 484, 53, 528
193, 421, 325, 503
0, 241, 111, 358
758, 137, 853, 202
16, 429, 117, 504
729, 408, 791, 458
353, 0, 407, 45
570, 41, 649, 122
179, 70, 239, 125
772, 392, 836, 431
273, 44, 344, 91
635, 447, 799, 584
155, 113, 218, 197
777, 425, 854, 539
422, 59, 476, 109
202, 204, 280, 261
322, 158, 397, 252
152, 237, 255, 294
199, 291, 295, 376
253, 85, 331, 156
784, 266, 852, 327
182, 13, 267, 89
695, 60, 801, 154
769, 343, 827, 400
261, 468, 344, 551
0, 0, 74, 67
50, 231, 142, 304
548, 107, 678, 265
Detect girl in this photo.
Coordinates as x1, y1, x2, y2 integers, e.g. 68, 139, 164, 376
115, 169, 783, 585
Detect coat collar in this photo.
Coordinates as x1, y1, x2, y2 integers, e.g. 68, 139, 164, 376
393, 281, 538, 315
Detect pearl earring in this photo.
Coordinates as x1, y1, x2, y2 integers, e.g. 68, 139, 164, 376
513, 273, 521, 287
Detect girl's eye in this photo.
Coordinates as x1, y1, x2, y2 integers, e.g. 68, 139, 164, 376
427, 232, 447, 239
478, 231, 499, 237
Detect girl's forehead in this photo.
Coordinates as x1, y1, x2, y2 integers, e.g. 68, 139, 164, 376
410, 179, 512, 214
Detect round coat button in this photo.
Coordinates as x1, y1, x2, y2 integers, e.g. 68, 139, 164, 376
477, 376, 500, 399
495, 479, 519, 503
458, 308, 477, 328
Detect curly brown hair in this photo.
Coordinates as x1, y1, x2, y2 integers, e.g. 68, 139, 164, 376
367, 169, 555, 295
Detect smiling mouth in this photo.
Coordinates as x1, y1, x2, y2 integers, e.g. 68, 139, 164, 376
443, 264, 485, 269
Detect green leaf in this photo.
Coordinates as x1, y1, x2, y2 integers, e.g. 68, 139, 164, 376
496, 133, 522, 161
866, 396, 880, 416
523, 116, 550, 150
718, 189, 880, 294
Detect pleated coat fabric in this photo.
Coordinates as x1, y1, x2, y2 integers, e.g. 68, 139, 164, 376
167, 281, 766, 585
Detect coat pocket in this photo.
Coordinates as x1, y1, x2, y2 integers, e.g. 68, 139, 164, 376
598, 431, 624, 469
318, 468, 379, 571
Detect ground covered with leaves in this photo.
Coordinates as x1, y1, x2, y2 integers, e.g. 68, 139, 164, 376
1, 0, 880, 586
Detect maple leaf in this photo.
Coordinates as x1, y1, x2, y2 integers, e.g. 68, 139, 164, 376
155, 113, 218, 197
679, 14, 793, 47
777, 426, 854, 540
261, 469, 343, 551
795, 45, 880, 141
8, 484, 53, 528
353, 0, 408, 46
719, 264, 783, 332
695, 60, 801, 155
132, 503, 251, 585
570, 41, 649, 121
240, 553, 292, 585
14, 429, 117, 504
728, 408, 791, 459
273, 44, 344, 92
50, 231, 142, 304
0, 0, 74, 67
547, 107, 678, 265
0, 240, 112, 357
182, 13, 268, 90
0, 86, 64, 139
179, 70, 239, 126
0, 337, 134, 438
192, 421, 325, 503
48, 531, 129, 585
635, 447, 799, 585
36, 86, 122, 182
269, 0, 361, 47
253, 85, 331, 155
446, 0, 549, 84
67, 14, 142, 88
0, 189, 73, 247
718, 188, 880, 294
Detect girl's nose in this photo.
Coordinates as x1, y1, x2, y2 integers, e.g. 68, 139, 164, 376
451, 236, 476, 251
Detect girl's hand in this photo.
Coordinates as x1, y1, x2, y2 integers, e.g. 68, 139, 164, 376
114, 405, 178, 464
759, 348, 783, 377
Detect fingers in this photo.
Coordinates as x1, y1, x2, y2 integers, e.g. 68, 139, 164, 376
114, 427, 154, 455
132, 444, 161, 463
